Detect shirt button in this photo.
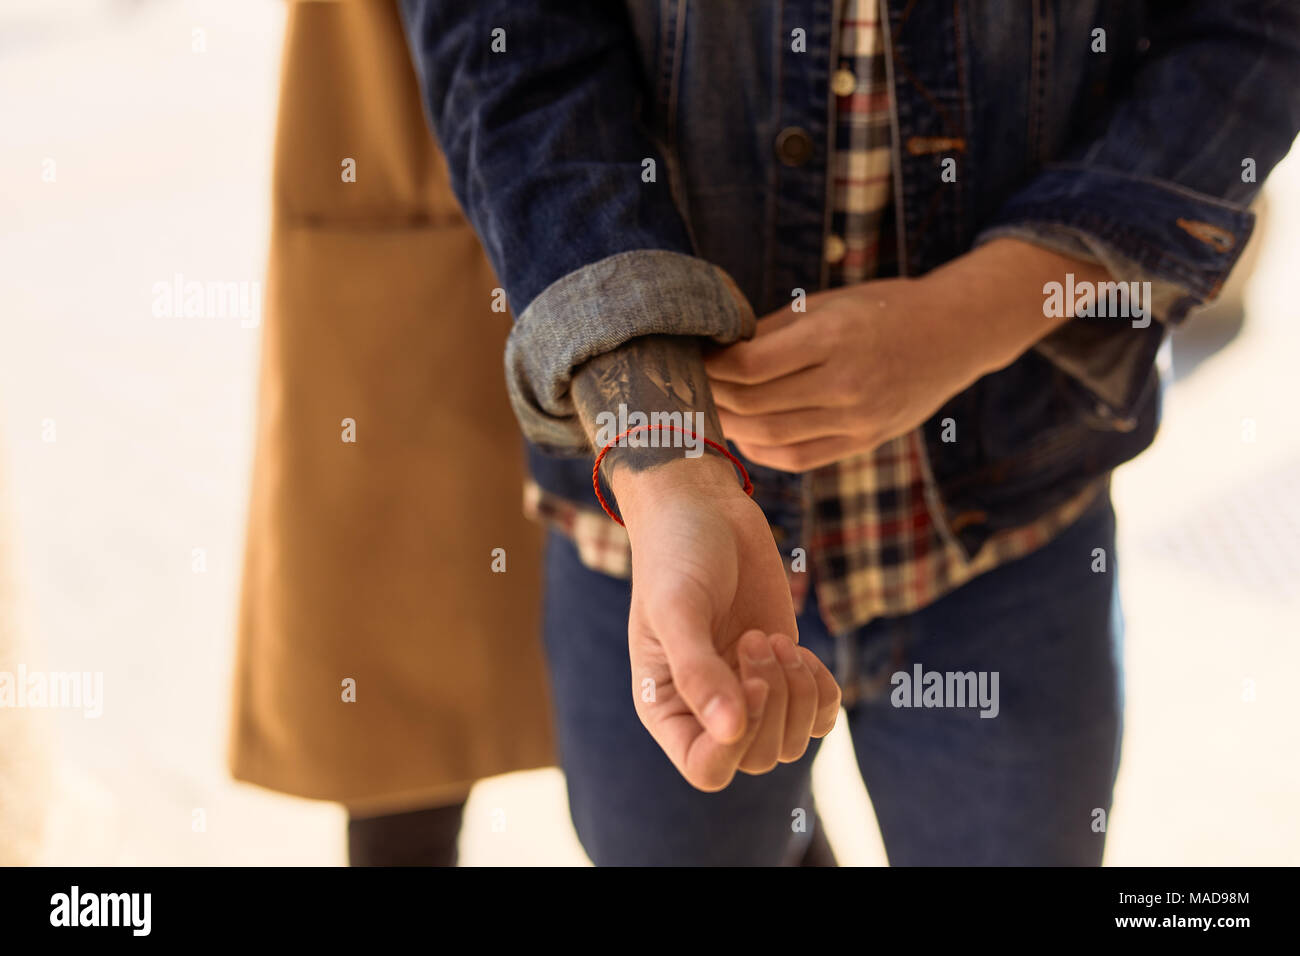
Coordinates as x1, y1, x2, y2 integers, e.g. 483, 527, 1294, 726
774, 126, 814, 166
824, 235, 847, 263
831, 68, 857, 96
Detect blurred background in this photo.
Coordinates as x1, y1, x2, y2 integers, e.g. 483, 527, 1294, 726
1, 0, 1296, 865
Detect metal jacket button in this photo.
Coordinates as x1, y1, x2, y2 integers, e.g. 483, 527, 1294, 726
831, 68, 857, 96
824, 235, 847, 264
775, 126, 814, 166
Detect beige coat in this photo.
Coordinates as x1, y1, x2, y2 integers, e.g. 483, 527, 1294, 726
228, 0, 554, 816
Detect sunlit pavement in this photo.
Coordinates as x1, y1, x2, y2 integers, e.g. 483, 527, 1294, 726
2, 1, 1295, 866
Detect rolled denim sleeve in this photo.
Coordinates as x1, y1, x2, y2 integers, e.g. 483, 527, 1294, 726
509, 251, 754, 453
975, 0, 1300, 420
398, 1, 753, 452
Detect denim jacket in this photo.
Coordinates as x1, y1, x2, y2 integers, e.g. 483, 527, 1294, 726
400, 0, 1300, 559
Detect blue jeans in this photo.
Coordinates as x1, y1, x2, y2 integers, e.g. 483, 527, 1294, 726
541, 491, 1124, 865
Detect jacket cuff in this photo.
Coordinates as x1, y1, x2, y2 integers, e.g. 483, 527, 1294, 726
982, 164, 1255, 310
975, 161, 1257, 423
975, 222, 1173, 423
505, 250, 756, 454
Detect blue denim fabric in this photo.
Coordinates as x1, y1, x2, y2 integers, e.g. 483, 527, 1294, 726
503, 251, 755, 452
400, 0, 1300, 555
540, 489, 1123, 865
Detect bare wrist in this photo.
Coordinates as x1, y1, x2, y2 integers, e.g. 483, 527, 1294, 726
612, 454, 746, 525
920, 239, 1113, 379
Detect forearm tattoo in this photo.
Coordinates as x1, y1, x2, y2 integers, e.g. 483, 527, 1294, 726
572, 335, 725, 480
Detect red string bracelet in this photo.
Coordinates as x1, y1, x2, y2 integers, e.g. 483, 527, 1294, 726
591, 423, 754, 526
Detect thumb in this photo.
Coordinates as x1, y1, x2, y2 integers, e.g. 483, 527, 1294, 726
651, 586, 747, 744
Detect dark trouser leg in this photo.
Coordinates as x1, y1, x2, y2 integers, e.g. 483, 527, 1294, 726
845, 492, 1124, 865
799, 816, 838, 866
347, 801, 467, 867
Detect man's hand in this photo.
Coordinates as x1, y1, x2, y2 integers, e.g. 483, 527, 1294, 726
705, 238, 1113, 472
571, 334, 841, 792
615, 456, 840, 791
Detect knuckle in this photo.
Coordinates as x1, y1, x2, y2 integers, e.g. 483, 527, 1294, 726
731, 350, 761, 384
741, 752, 780, 775
747, 443, 790, 470
832, 366, 862, 402
784, 449, 812, 472
754, 417, 787, 444
693, 770, 730, 793
690, 756, 738, 791
710, 382, 738, 409
845, 404, 876, 435
781, 742, 810, 764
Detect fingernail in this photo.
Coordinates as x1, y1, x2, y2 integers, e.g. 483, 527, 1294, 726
701, 695, 740, 740
744, 640, 775, 665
